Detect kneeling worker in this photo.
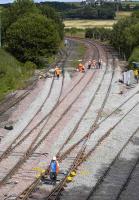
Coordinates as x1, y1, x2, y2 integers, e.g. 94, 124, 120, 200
50, 156, 59, 184
55, 67, 61, 79
78, 63, 85, 73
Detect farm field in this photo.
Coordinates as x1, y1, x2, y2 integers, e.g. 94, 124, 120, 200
116, 11, 132, 19
64, 19, 116, 29
64, 11, 132, 29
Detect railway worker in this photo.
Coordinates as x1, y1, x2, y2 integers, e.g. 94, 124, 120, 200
98, 59, 102, 69
92, 59, 96, 69
49, 156, 59, 184
77, 63, 85, 73
55, 67, 61, 79
134, 69, 139, 83
87, 60, 92, 69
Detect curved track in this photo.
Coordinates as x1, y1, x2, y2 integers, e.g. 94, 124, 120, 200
20, 40, 115, 200
45, 43, 139, 200
0, 38, 98, 200
1, 38, 138, 200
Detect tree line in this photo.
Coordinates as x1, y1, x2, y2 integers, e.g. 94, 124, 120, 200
34, 2, 116, 20
85, 11, 139, 64
62, 4, 115, 19
1, 0, 64, 67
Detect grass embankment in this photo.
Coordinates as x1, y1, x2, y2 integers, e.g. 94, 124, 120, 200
70, 42, 87, 68
0, 49, 35, 101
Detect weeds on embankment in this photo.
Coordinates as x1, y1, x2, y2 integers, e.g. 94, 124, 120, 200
0, 49, 35, 101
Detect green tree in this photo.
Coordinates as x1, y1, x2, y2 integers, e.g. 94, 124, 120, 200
39, 4, 64, 40
128, 46, 139, 64
6, 13, 61, 66
2, 0, 40, 44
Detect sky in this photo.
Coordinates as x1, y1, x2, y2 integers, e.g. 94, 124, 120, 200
0, 0, 81, 3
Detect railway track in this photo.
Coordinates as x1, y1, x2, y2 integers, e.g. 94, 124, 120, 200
86, 127, 139, 200
43, 45, 139, 200
13, 41, 115, 200
0, 40, 78, 180
0, 38, 76, 118
0, 39, 76, 161
1, 39, 138, 200
0, 79, 38, 117
53, 52, 139, 200
0, 38, 99, 199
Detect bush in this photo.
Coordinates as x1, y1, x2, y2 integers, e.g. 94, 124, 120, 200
128, 46, 139, 64
0, 49, 35, 100
6, 13, 61, 67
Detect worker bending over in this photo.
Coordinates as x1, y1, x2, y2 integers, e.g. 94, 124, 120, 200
77, 63, 85, 73
55, 67, 61, 79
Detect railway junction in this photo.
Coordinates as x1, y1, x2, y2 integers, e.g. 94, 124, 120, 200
0, 38, 139, 200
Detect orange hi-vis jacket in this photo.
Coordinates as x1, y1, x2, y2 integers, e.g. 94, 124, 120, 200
55, 68, 61, 76
78, 63, 85, 72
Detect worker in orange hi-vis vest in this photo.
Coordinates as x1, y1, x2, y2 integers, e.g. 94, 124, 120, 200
77, 63, 85, 73
81, 64, 85, 73
55, 67, 61, 79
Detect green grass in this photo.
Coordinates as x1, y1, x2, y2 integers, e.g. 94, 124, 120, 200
0, 49, 35, 101
70, 42, 87, 68
65, 28, 85, 38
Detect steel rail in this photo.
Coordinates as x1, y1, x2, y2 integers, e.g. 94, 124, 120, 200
86, 126, 139, 200
45, 45, 139, 200
0, 39, 96, 188
0, 80, 38, 116
13, 38, 102, 200
0, 45, 67, 117
0, 40, 73, 162
0, 41, 73, 185
59, 44, 115, 160
44, 43, 117, 200
16, 39, 106, 199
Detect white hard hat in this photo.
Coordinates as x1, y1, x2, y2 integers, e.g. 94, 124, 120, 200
52, 156, 56, 160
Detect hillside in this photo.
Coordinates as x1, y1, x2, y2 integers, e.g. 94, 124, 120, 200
0, 49, 35, 101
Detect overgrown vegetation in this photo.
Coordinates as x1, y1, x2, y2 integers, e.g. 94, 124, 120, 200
1, 0, 64, 67
85, 10, 139, 64
0, 49, 36, 100
0, 0, 64, 100
70, 42, 87, 68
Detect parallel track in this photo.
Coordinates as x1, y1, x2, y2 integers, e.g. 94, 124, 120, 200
16, 40, 113, 200
45, 44, 139, 200
0, 39, 97, 195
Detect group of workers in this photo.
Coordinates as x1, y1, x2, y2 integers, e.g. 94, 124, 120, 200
54, 59, 102, 79
77, 59, 102, 73
87, 59, 102, 69
54, 59, 102, 78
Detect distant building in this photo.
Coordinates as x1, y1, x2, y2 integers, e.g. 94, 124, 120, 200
85, 0, 122, 4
